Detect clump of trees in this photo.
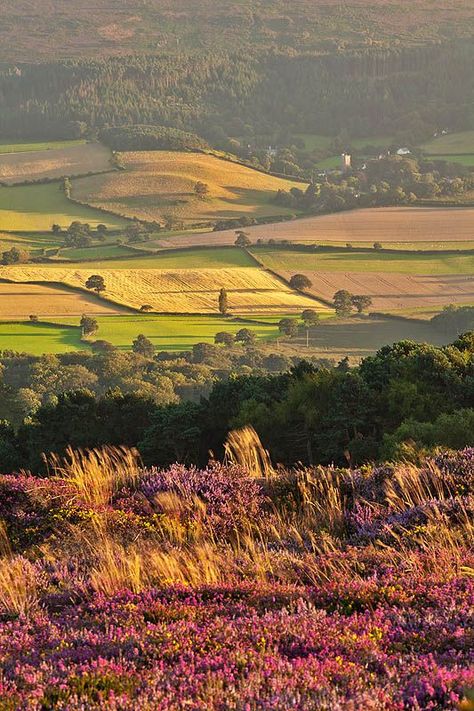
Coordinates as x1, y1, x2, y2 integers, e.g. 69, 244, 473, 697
100, 125, 209, 152
218, 288, 229, 315
1, 247, 30, 265
289, 274, 312, 291
333, 290, 372, 317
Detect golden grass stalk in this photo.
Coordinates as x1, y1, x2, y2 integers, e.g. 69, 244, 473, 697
224, 425, 275, 479
384, 462, 448, 513
47, 445, 141, 508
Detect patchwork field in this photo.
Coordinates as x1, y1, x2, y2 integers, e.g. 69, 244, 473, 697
155, 207, 474, 249
277, 270, 474, 311
0, 142, 113, 184
0, 322, 84, 354
0, 183, 127, 231
0, 266, 327, 314
72, 151, 305, 225
0, 282, 127, 319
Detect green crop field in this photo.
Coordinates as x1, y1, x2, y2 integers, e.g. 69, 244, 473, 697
429, 154, 474, 166
59, 244, 140, 261
54, 314, 283, 352
0, 139, 87, 155
0, 321, 84, 354
41, 247, 258, 270
422, 131, 474, 155
0, 183, 127, 231
253, 247, 474, 275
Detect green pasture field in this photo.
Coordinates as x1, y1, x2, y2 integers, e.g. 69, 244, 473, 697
59, 244, 140, 261
0, 183, 127, 231
40, 247, 258, 270
0, 321, 84, 354
0, 139, 87, 154
314, 156, 342, 170
53, 314, 283, 352
252, 247, 474, 275
0, 231, 62, 253
421, 131, 474, 155
429, 154, 474, 166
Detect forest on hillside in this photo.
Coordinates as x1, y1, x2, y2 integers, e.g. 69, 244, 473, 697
1, 42, 473, 144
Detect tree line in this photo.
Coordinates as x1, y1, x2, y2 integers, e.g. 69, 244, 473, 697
0, 333, 472, 472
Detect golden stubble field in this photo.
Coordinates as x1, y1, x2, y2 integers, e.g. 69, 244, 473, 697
0, 281, 125, 319
276, 270, 474, 312
0, 143, 113, 184
72, 151, 305, 224
156, 207, 474, 248
0, 266, 326, 314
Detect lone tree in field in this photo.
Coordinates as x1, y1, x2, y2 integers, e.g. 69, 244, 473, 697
351, 295, 373, 314
218, 288, 229, 315
96, 224, 108, 241
140, 304, 154, 313
373, 241, 383, 251
80, 314, 98, 337
194, 181, 209, 199
132, 334, 155, 359
333, 289, 354, 317
85, 274, 106, 295
278, 317, 299, 338
289, 274, 312, 291
235, 231, 252, 248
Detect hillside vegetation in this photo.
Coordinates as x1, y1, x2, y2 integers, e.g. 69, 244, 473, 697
72, 151, 305, 224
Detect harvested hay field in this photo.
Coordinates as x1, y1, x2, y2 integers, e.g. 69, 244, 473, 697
156, 207, 474, 248
72, 151, 304, 224
0, 143, 113, 184
0, 266, 327, 314
276, 270, 474, 312
0, 281, 127, 319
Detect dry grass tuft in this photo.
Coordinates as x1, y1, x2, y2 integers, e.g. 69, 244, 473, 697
224, 426, 275, 479
47, 445, 141, 508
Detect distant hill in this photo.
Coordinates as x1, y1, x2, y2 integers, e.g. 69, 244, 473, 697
1, 0, 474, 61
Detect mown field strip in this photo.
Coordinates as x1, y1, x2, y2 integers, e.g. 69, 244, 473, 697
0, 266, 327, 314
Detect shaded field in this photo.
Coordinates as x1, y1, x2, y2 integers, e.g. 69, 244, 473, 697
253, 247, 474, 275
422, 130, 474, 155
0, 143, 113, 184
429, 154, 474, 166
0, 183, 127, 231
48, 247, 258, 270
0, 282, 127, 319
156, 207, 474, 248
1, 266, 327, 314
0, 322, 83, 354
72, 151, 304, 225
0, 140, 86, 155
291, 315, 449, 361
277, 270, 474, 312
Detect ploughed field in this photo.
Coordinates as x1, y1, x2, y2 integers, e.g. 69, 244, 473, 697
155, 207, 474, 249
0, 142, 113, 184
72, 151, 304, 225
0, 266, 326, 314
